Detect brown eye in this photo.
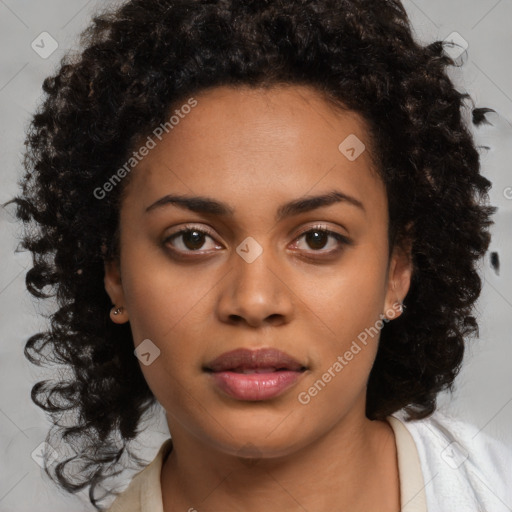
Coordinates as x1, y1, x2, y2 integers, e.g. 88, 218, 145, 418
293, 227, 350, 254
180, 230, 207, 250
164, 227, 222, 254
304, 230, 330, 250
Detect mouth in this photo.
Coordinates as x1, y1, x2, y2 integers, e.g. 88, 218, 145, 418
204, 347, 306, 373
204, 348, 307, 401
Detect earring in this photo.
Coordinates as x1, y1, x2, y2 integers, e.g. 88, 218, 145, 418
398, 300, 406, 313
112, 306, 124, 315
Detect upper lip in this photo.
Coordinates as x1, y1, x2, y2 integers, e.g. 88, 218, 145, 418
204, 348, 306, 372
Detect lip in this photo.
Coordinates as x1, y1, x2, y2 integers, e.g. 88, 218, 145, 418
204, 348, 307, 401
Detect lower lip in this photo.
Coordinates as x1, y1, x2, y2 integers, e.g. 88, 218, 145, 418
209, 370, 304, 401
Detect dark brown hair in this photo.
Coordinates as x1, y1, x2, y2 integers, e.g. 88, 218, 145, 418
7, 0, 496, 508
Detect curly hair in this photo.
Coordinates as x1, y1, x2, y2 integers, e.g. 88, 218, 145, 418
6, 0, 496, 508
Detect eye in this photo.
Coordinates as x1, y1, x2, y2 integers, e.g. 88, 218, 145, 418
291, 225, 351, 254
164, 226, 222, 254
163, 223, 351, 259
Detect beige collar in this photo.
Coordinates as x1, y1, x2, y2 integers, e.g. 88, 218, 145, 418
109, 416, 427, 512
386, 415, 428, 512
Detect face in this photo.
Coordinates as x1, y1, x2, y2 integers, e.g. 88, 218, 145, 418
105, 84, 412, 459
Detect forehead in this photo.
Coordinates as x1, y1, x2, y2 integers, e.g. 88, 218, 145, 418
124, 84, 387, 219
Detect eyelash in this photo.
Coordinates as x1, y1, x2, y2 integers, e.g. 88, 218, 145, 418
163, 224, 351, 259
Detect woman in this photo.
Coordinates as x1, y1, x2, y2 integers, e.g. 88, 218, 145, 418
8, 0, 512, 510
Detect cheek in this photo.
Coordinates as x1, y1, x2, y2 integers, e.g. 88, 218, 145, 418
121, 249, 216, 344
294, 270, 384, 421
121, 261, 212, 412
299, 259, 386, 344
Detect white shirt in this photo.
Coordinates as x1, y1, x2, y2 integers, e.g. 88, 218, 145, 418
391, 409, 512, 511
105, 410, 512, 512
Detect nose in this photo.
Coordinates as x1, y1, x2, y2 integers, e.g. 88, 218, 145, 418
216, 246, 294, 328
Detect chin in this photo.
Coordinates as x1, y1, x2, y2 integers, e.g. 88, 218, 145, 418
202, 414, 315, 460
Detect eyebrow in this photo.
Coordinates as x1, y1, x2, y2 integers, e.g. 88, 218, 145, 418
145, 190, 366, 221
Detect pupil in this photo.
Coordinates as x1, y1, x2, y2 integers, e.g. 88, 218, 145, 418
184, 230, 204, 250
307, 231, 327, 250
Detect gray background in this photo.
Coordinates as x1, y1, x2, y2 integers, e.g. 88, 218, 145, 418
1, 0, 511, 510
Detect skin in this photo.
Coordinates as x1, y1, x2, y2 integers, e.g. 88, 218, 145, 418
104, 84, 413, 511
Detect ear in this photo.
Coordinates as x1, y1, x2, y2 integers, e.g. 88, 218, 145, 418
104, 259, 129, 324
383, 235, 413, 320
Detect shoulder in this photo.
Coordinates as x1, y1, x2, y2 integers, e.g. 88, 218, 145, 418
392, 408, 512, 512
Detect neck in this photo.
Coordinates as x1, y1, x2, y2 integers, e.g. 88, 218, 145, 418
160, 406, 400, 512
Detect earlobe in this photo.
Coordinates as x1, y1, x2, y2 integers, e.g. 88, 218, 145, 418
104, 259, 122, 299
109, 305, 127, 323
384, 241, 413, 320
104, 259, 129, 323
